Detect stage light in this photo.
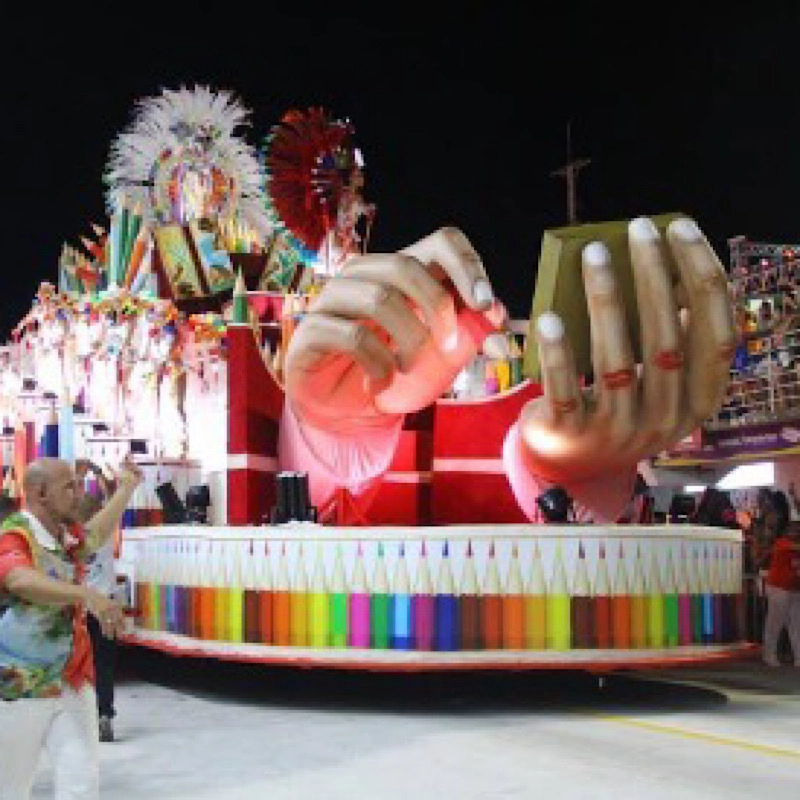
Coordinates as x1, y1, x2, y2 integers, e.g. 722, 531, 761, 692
536, 485, 573, 523
270, 471, 316, 523
668, 493, 696, 522
156, 482, 187, 524
185, 484, 211, 524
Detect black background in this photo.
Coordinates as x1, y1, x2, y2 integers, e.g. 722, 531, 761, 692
3, 8, 798, 335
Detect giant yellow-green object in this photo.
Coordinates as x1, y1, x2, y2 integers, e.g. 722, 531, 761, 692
523, 212, 687, 380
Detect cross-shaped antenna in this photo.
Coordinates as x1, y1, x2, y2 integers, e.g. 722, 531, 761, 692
550, 121, 591, 225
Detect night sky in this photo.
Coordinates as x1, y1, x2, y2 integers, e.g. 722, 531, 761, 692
3, 8, 800, 337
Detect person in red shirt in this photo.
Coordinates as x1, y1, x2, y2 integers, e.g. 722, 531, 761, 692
0, 456, 142, 800
762, 490, 800, 667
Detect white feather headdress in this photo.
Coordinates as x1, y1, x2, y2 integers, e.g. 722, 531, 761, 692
104, 85, 269, 235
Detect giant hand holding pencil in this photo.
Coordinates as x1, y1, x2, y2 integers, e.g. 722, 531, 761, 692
283, 218, 735, 524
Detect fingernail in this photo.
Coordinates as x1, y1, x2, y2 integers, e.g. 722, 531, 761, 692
483, 333, 511, 359
537, 312, 564, 341
582, 241, 610, 269
362, 370, 389, 395
669, 218, 702, 242
629, 217, 660, 242
473, 279, 494, 306
442, 330, 459, 352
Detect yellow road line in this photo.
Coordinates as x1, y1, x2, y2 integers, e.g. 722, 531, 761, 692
595, 714, 800, 761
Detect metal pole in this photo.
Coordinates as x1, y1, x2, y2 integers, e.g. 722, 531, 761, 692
550, 122, 591, 225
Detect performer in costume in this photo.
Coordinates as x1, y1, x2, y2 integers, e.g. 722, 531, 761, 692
159, 350, 188, 459
111, 299, 137, 434
150, 307, 187, 458
127, 306, 159, 444
85, 309, 107, 420
280, 217, 735, 524
262, 107, 373, 276
322, 163, 376, 273
0, 348, 23, 425
90, 309, 118, 428
37, 308, 68, 400
60, 303, 80, 407
73, 305, 95, 412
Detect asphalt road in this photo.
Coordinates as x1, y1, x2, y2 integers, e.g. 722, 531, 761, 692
32, 647, 800, 799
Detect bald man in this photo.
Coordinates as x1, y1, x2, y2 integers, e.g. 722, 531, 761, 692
0, 456, 142, 800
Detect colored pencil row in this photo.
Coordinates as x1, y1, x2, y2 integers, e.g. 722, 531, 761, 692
133, 580, 744, 650
133, 538, 745, 598
132, 539, 744, 650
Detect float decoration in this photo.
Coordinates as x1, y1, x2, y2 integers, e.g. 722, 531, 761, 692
262, 107, 375, 274
103, 86, 273, 304
0, 85, 751, 673
104, 86, 269, 236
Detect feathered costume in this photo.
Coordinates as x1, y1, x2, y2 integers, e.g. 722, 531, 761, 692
104, 85, 269, 238
262, 107, 371, 270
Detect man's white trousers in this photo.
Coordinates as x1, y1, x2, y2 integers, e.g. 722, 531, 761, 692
0, 683, 99, 800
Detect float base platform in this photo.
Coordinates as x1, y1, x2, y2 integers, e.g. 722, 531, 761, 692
121, 522, 749, 672
122, 630, 756, 673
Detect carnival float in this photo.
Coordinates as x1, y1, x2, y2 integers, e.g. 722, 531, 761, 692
0, 86, 750, 671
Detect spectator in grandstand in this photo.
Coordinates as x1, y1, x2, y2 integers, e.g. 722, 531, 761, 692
694, 487, 738, 529
758, 299, 774, 332
750, 488, 778, 573
762, 490, 800, 666
617, 474, 654, 523
787, 482, 800, 522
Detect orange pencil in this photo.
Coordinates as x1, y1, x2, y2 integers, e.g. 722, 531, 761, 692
482, 542, 503, 650
524, 543, 547, 650
502, 544, 525, 649
272, 543, 292, 646
612, 542, 631, 649
199, 542, 216, 640
594, 543, 612, 650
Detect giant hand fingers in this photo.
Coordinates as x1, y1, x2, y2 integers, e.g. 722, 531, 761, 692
628, 217, 684, 442
666, 218, 736, 424
339, 253, 457, 352
402, 226, 495, 312
285, 315, 397, 427
582, 242, 637, 445
534, 312, 585, 433
308, 276, 431, 372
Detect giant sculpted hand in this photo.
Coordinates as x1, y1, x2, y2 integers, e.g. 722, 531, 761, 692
284, 217, 735, 518
517, 216, 735, 489
285, 227, 505, 432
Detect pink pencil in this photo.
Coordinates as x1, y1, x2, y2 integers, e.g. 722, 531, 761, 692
348, 542, 371, 648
